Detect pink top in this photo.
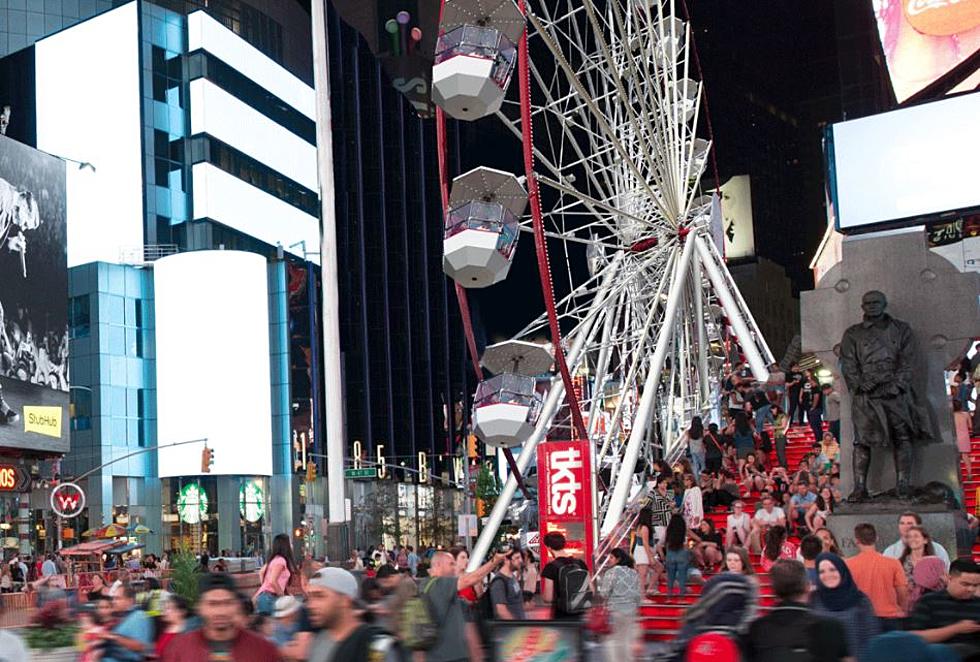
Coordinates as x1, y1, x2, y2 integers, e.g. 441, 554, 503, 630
257, 556, 290, 596
955, 411, 972, 452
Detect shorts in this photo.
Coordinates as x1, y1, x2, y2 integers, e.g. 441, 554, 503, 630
736, 446, 754, 460
634, 545, 650, 565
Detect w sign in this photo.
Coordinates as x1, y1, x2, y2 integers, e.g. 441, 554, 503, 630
50, 482, 86, 518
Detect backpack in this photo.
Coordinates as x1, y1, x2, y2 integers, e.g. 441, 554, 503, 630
478, 575, 507, 622
556, 559, 592, 615
334, 623, 403, 662
750, 610, 819, 662
398, 578, 439, 650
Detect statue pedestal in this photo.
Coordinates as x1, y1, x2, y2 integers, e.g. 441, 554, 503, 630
828, 502, 957, 559
801, 228, 979, 498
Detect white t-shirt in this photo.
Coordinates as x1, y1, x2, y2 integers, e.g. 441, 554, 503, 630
754, 507, 786, 526
727, 512, 751, 532
883, 539, 951, 567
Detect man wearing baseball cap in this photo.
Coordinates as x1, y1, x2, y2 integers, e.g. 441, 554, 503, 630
306, 566, 400, 662
162, 573, 280, 661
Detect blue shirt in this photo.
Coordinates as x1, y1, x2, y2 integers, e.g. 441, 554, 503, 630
103, 609, 153, 662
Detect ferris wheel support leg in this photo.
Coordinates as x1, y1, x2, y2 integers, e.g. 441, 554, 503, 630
694, 236, 770, 383
702, 236, 776, 366
601, 237, 697, 536
693, 257, 711, 405
465, 256, 623, 573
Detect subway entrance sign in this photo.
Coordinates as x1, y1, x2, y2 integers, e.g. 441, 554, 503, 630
344, 468, 378, 479
0, 465, 31, 492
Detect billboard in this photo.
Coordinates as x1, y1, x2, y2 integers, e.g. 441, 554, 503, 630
536, 440, 595, 570
828, 91, 980, 233
873, 0, 980, 103
35, 1, 143, 268
719, 175, 755, 260
0, 134, 69, 454
927, 214, 980, 272
154, 251, 273, 478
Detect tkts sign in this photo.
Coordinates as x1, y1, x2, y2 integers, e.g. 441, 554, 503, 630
537, 440, 595, 570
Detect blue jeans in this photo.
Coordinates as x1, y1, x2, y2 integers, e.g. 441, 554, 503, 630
754, 405, 774, 434
255, 591, 278, 616
690, 451, 705, 479
665, 548, 690, 596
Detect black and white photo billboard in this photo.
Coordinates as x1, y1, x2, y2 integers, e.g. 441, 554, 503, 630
0, 134, 69, 454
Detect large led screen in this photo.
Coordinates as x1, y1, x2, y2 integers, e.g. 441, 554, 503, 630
155, 251, 273, 477
828, 91, 980, 233
35, 2, 143, 268
873, 0, 980, 102
0, 135, 69, 454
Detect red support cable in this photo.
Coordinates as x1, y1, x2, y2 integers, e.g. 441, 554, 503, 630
679, 0, 722, 194
517, 14, 588, 441
436, 107, 484, 381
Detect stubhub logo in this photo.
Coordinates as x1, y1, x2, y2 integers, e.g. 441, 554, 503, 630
549, 447, 583, 516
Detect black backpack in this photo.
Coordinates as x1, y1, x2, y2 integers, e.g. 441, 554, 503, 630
556, 559, 592, 615
478, 575, 506, 621
751, 611, 818, 662
334, 623, 403, 662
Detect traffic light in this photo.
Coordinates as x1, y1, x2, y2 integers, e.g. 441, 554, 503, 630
476, 498, 486, 517
306, 461, 317, 482
201, 447, 214, 473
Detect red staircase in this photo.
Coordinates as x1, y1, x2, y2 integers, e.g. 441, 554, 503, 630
639, 424, 822, 641
639, 422, 980, 641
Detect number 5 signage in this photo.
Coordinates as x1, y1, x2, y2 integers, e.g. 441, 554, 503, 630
51, 482, 86, 519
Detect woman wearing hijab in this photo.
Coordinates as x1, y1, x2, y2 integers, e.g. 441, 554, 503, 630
909, 556, 947, 612
811, 552, 880, 661
652, 573, 759, 661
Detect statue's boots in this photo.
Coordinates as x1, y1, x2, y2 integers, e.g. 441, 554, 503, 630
894, 439, 914, 500
847, 445, 872, 502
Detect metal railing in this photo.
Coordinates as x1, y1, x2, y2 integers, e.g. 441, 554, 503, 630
118, 244, 180, 265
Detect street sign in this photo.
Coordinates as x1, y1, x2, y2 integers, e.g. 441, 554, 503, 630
344, 468, 378, 479
0, 465, 31, 492
50, 482, 86, 519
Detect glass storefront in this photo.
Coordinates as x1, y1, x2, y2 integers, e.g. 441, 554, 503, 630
160, 476, 269, 556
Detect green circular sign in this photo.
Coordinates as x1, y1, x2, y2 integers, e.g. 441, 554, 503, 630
239, 480, 265, 523
177, 482, 208, 525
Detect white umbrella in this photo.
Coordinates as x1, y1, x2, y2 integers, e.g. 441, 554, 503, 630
449, 166, 528, 219
440, 0, 526, 45
481, 339, 553, 376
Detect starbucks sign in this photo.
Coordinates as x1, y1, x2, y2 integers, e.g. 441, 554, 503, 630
239, 480, 265, 523
177, 482, 208, 524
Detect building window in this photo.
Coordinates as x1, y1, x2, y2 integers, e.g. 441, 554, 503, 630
69, 295, 90, 338
71, 387, 92, 432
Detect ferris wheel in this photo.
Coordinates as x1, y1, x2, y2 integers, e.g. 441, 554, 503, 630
432, 0, 775, 567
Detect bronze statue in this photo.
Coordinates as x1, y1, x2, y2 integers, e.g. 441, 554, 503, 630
840, 291, 934, 501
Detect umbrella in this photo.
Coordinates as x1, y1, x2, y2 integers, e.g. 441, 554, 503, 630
481, 340, 554, 376
81, 527, 102, 537
130, 524, 152, 535
441, 0, 526, 45
449, 167, 528, 218
99, 523, 128, 538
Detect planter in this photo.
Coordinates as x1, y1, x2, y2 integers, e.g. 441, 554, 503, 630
28, 647, 77, 662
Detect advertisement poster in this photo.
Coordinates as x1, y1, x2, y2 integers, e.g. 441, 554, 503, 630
0, 134, 69, 454
537, 439, 594, 570
490, 621, 583, 662
720, 175, 755, 260
872, 0, 980, 102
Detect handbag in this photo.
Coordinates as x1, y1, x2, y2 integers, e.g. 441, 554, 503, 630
585, 604, 613, 636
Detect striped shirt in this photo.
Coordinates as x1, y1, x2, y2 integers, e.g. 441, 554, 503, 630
907, 590, 980, 646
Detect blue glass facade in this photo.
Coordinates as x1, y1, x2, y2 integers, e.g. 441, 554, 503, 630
0, 0, 114, 57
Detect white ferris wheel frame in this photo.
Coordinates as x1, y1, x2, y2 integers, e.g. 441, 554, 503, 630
434, 0, 774, 572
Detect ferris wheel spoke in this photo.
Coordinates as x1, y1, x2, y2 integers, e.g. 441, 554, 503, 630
524, 10, 674, 224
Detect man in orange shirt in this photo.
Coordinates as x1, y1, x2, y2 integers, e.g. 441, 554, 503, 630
846, 523, 908, 631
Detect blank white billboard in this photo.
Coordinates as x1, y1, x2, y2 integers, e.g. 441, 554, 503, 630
189, 79, 318, 191
155, 251, 273, 477
192, 163, 321, 264
831, 92, 980, 232
187, 10, 315, 120
35, 2, 144, 267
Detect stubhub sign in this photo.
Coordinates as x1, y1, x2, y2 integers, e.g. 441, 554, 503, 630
537, 440, 594, 570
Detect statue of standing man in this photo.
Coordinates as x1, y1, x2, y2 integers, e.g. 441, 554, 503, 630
840, 291, 934, 502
